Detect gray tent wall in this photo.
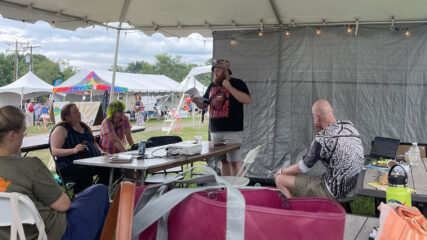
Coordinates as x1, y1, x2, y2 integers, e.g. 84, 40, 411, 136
213, 25, 427, 178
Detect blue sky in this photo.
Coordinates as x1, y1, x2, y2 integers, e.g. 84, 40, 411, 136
0, 16, 213, 70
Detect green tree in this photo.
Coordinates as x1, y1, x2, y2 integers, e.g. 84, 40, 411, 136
0, 53, 76, 87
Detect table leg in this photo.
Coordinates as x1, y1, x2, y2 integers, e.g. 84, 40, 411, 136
140, 170, 147, 185
108, 168, 114, 199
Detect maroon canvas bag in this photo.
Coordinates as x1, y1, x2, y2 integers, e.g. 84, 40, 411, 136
133, 185, 346, 240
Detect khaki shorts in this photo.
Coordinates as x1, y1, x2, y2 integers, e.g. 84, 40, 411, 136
294, 174, 336, 200
210, 131, 243, 162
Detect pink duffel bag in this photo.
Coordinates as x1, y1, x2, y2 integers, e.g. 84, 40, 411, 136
131, 168, 346, 240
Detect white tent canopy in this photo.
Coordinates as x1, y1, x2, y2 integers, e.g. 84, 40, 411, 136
179, 65, 210, 94
0, 71, 53, 106
58, 69, 181, 94
0, 71, 53, 95
1, 0, 427, 37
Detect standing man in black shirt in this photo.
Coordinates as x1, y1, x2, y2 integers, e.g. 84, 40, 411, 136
191, 59, 251, 176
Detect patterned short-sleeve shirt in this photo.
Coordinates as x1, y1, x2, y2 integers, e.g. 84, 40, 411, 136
100, 115, 131, 153
299, 120, 364, 200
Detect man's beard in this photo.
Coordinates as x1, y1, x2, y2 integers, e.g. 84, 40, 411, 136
213, 72, 226, 85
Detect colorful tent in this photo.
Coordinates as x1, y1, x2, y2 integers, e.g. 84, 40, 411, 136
53, 71, 127, 94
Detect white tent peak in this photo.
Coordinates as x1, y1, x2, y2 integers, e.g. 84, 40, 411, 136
180, 65, 211, 94
0, 71, 53, 95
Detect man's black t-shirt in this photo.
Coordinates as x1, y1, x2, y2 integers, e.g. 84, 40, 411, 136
203, 77, 250, 132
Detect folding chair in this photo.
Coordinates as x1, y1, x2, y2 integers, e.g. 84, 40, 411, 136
48, 127, 76, 199
0, 192, 47, 240
100, 182, 135, 240
220, 145, 262, 186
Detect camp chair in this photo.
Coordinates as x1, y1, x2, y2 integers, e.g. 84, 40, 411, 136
144, 136, 184, 183
220, 145, 262, 186
47, 126, 77, 199
100, 181, 135, 240
0, 192, 47, 240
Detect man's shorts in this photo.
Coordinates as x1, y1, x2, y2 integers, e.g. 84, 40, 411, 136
210, 131, 243, 162
294, 174, 336, 200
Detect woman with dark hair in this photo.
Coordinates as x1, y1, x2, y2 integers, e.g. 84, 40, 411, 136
0, 105, 109, 239
50, 103, 110, 194
100, 100, 134, 153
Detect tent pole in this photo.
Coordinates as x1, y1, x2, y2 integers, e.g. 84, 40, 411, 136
109, 0, 131, 104
110, 29, 121, 103
125, 92, 128, 110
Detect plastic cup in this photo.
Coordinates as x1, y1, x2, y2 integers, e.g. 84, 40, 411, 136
194, 135, 202, 144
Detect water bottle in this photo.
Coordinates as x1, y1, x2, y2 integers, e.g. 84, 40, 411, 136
408, 142, 420, 166
386, 165, 412, 206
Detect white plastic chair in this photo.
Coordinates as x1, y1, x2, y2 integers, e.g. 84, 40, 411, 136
0, 192, 47, 240
221, 145, 262, 186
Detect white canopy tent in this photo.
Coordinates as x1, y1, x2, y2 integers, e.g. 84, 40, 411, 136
54, 69, 181, 110
57, 69, 180, 94
179, 65, 210, 94
0, 71, 53, 106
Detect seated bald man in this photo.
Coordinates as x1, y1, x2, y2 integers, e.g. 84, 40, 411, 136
274, 100, 364, 202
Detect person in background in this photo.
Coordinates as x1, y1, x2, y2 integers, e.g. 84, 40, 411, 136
0, 105, 109, 240
50, 103, 110, 194
33, 101, 43, 121
154, 99, 162, 120
37, 101, 50, 124
24, 99, 34, 127
274, 100, 364, 202
191, 59, 251, 176
133, 94, 146, 125
100, 100, 134, 153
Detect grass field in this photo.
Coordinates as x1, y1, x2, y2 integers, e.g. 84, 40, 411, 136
24, 116, 376, 217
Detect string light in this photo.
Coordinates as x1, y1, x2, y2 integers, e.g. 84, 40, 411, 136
285, 29, 291, 36
347, 25, 352, 34
316, 27, 322, 35
258, 29, 264, 37
91, 25, 95, 32
50, 21, 56, 28
230, 38, 237, 45
405, 28, 410, 37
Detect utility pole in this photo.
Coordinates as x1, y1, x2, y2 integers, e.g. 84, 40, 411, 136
14, 40, 18, 81
4, 40, 28, 81
22, 43, 40, 72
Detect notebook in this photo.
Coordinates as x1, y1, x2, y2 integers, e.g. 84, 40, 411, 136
109, 154, 133, 163
367, 136, 400, 160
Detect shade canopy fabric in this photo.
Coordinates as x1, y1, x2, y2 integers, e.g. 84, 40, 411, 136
53, 71, 127, 94
57, 70, 180, 94
0, 71, 53, 95
1, 0, 427, 36
179, 65, 210, 94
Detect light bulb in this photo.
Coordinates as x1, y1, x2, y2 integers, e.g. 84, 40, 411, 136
230, 38, 237, 45
405, 28, 410, 37
347, 25, 352, 34
316, 27, 322, 35
285, 29, 291, 36
258, 29, 263, 37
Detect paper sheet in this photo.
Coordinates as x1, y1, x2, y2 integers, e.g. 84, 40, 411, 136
185, 87, 208, 105
185, 87, 200, 97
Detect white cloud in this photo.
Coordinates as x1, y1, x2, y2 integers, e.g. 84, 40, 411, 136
0, 16, 213, 70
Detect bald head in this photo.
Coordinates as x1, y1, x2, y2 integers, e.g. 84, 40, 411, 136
312, 100, 333, 117
312, 100, 336, 131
